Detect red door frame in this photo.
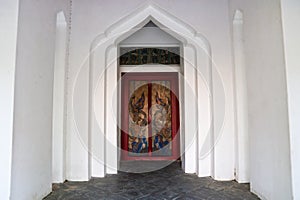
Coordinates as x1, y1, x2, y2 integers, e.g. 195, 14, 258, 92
121, 72, 180, 160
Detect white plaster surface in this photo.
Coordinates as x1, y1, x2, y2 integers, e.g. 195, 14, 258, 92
0, 0, 19, 199
229, 0, 293, 199
121, 26, 180, 46
10, 1, 70, 199
281, 0, 300, 199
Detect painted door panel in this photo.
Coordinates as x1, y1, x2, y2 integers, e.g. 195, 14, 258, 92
121, 72, 180, 160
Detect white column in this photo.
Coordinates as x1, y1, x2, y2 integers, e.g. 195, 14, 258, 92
67, 48, 90, 181
105, 47, 118, 174
52, 11, 67, 183
232, 10, 249, 183
90, 45, 106, 177
197, 46, 212, 177
183, 46, 197, 173
281, 0, 300, 199
0, 0, 19, 199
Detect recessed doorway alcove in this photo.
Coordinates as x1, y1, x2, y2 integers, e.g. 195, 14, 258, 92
118, 21, 182, 168
88, 3, 215, 178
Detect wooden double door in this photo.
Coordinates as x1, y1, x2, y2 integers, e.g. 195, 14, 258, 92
121, 72, 180, 160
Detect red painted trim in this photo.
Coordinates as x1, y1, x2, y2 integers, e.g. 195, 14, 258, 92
121, 74, 129, 159
148, 82, 153, 156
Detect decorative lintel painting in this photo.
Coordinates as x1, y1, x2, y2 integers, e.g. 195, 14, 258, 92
120, 47, 180, 65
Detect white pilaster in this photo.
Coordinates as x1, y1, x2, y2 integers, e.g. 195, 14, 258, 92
183, 46, 197, 173
232, 10, 249, 183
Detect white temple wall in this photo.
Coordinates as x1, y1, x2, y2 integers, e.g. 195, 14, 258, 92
229, 0, 293, 199
10, 0, 70, 199
0, 0, 19, 199
281, 0, 300, 199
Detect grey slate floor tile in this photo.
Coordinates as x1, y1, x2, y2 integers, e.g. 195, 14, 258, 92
44, 162, 259, 200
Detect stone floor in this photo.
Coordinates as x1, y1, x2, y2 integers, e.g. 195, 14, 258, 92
44, 161, 260, 200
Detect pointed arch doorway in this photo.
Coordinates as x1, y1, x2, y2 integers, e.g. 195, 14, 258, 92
89, 3, 213, 175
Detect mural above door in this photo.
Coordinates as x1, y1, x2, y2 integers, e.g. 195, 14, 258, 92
121, 73, 180, 160
119, 47, 180, 65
